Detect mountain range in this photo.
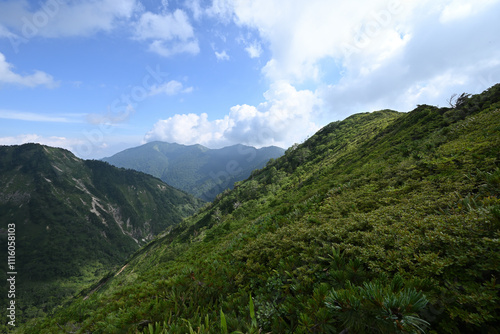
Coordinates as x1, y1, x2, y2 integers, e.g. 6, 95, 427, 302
0, 144, 204, 326
102, 142, 285, 201
6, 83, 500, 333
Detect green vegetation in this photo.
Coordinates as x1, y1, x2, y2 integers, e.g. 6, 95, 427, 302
0, 145, 204, 330
15, 84, 500, 333
102, 142, 285, 201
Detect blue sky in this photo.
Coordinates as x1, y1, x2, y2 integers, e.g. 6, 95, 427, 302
0, 0, 499, 158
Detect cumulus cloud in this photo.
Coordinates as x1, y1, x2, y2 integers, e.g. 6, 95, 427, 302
225, 0, 425, 83
134, 9, 199, 57
199, 0, 500, 123
318, 1, 500, 119
150, 0, 500, 152
0, 52, 58, 88
0, 0, 138, 39
0, 0, 200, 57
144, 81, 320, 148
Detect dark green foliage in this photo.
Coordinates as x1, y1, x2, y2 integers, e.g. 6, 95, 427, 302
17, 84, 500, 333
0, 144, 204, 330
102, 142, 285, 201
325, 273, 429, 333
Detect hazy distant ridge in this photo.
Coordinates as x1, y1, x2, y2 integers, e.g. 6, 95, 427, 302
102, 142, 285, 201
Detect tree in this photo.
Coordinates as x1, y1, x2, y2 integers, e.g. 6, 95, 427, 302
447, 92, 471, 109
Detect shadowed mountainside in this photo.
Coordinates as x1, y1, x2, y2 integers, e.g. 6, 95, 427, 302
0, 144, 204, 327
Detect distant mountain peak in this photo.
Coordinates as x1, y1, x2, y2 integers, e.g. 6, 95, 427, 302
102, 142, 285, 201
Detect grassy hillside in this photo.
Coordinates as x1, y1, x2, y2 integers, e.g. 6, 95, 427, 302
23, 84, 500, 333
0, 144, 204, 329
102, 142, 285, 201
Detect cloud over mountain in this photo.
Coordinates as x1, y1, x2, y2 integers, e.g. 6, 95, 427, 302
172, 0, 500, 149
145, 81, 320, 148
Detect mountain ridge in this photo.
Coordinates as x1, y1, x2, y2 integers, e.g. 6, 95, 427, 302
0, 143, 204, 326
102, 142, 285, 201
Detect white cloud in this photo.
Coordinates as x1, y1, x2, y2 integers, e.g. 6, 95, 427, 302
0, 0, 200, 57
215, 50, 230, 61
0, 0, 139, 38
217, 0, 496, 82
134, 10, 193, 40
145, 113, 225, 146
440, 2, 473, 22
144, 81, 320, 148
0, 52, 58, 88
439, 0, 499, 23
245, 42, 262, 58
225, 0, 425, 83
148, 80, 193, 96
195, 0, 499, 126
133, 9, 199, 57
185, 0, 204, 20
205, 0, 234, 20
145, 0, 500, 149
317, 0, 500, 120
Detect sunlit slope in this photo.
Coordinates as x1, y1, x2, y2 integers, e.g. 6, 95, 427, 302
29, 84, 500, 333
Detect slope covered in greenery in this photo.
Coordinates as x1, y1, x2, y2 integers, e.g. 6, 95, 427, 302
102, 142, 285, 201
25, 84, 500, 333
0, 144, 204, 329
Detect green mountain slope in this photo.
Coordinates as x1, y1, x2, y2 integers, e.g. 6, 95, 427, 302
102, 142, 285, 201
25, 84, 500, 333
0, 144, 204, 328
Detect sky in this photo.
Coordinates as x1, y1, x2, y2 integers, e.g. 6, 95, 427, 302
0, 0, 499, 159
